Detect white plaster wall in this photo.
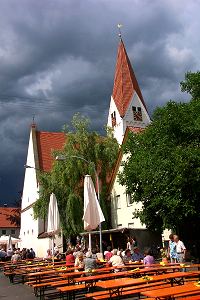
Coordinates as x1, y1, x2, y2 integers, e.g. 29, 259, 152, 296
20, 129, 42, 256
162, 229, 171, 241
107, 96, 124, 145
124, 92, 151, 129
111, 162, 145, 230
19, 206, 39, 252
20, 130, 64, 258
21, 130, 39, 210
107, 94, 151, 145
37, 239, 52, 258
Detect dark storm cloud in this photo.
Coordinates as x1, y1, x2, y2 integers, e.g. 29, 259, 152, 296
0, 0, 199, 204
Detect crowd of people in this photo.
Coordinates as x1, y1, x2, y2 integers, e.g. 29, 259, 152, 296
0, 247, 35, 263
61, 234, 187, 272
0, 234, 186, 268
61, 237, 157, 273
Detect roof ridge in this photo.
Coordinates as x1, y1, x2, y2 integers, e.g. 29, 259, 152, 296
37, 130, 65, 134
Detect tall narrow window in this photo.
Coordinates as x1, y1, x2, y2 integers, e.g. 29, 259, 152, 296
126, 193, 134, 206
111, 111, 116, 127
116, 195, 121, 209
132, 106, 143, 121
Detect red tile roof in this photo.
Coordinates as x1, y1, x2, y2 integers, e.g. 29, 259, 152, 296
0, 207, 20, 228
112, 39, 147, 117
36, 131, 66, 172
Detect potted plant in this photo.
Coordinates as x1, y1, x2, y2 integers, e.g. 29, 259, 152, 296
160, 248, 168, 264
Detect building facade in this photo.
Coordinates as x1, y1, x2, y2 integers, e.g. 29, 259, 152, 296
19, 124, 65, 257
0, 207, 20, 246
108, 39, 167, 248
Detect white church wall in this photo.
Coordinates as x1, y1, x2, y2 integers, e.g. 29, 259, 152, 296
124, 92, 151, 129
107, 96, 124, 144
110, 159, 145, 230
21, 130, 39, 210
19, 206, 39, 253
20, 129, 41, 254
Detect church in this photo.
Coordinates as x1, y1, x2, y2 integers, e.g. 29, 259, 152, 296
19, 37, 166, 256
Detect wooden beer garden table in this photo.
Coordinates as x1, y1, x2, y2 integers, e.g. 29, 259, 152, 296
74, 269, 195, 288
25, 266, 82, 283
141, 282, 200, 299
95, 272, 198, 299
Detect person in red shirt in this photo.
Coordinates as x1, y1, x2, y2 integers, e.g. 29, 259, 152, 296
105, 246, 113, 261
65, 249, 75, 266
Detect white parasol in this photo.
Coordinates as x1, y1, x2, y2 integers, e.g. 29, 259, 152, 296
47, 193, 60, 264
83, 175, 105, 250
0, 235, 20, 245
7, 235, 13, 251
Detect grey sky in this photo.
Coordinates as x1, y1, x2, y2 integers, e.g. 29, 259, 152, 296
0, 0, 199, 205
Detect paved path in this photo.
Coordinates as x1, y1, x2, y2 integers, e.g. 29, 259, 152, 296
0, 271, 36, 300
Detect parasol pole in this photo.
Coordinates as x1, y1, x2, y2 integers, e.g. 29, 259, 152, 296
52, 235, 54, 265
88, 233, 92, 251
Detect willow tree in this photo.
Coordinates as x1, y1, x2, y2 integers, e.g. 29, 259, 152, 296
33, 113, 119, 236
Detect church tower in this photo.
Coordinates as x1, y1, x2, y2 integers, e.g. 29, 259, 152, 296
107, 38, 151, 144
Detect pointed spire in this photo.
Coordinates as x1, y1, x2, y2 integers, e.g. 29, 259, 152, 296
112, 39, 147, 117
31, 115, 37, 129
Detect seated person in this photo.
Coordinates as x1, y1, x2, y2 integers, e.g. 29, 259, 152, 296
108, 249, 125, 272
143, 248, 155, 266
91, 248, 98, 259
26, 249, 34, 259
105, 246, 113, 261
0, 248, 7, 261
74, 252, 84, 269
123, 249, 132, 263
132, 247, 144, 262
11, 251, 21, 264
66, 249, 75, 266
46, 249, 52, 259
54, 250, 62, 260
84, 251, 97, 273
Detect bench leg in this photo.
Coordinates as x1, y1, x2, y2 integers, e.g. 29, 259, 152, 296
9, 274, 14, 283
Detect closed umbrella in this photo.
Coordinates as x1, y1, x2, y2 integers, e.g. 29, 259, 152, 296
83, 175, 105, 250
7, 235, 13, 252
47, 193, 60, 264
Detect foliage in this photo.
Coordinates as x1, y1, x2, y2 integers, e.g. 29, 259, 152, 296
7, 208, 21, 227
119, 99, 200, 233
33, 113, 119, 236
180, 71, 200, 100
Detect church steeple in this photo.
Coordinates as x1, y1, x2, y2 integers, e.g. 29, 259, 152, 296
112, 39, 147, 117
107, 36, 150, 145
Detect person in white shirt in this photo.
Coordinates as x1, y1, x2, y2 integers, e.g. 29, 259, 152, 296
108, 249, 125, 272
174, 235, 186, 263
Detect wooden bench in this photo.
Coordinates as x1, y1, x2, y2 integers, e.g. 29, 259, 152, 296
86, 282, 170, 299
57, 284, 86, 299
25, 276, 62, 285
31, 278, 69, 297
179, 295, 200, 300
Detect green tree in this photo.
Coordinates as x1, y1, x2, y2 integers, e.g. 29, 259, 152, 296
180, 71, 200, 100
33, 113, 119, 236
119, 99, 200, 233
